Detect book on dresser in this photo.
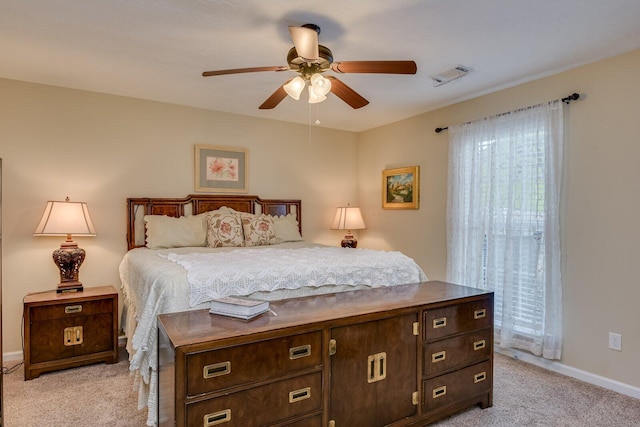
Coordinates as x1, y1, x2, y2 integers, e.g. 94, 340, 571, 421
209, 295, 269, 319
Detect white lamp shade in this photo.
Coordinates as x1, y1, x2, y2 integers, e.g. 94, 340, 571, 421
331, 206, 366, 231
283, 76, 306, 100
308, 86, 327, 104
34, 200, 96, 236
310, 73, 332, 97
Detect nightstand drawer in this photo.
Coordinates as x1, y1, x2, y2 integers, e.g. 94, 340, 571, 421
423, 299, 492, 341
423, 328, 492, 377
30, 312, 115, 363
29, 298, 114, 322
186, 331, 322, 397
186, 372, 322, 427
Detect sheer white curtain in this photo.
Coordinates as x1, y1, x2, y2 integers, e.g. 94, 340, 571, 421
446, 101, 563, 360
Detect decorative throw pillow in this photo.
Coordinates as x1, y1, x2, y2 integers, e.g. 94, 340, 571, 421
242, 214, 277, 246
206, 212, 245, 248
272, 214, 303, 243
144, 214, 207, 249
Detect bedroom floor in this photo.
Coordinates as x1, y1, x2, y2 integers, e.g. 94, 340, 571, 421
433, 354, 640, 427
2, 350, 639, 426
3, 349, 146, 426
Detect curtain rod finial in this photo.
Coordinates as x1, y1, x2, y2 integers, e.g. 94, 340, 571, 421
562, 93, 580, 104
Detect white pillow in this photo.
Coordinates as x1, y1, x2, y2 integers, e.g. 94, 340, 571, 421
144, 214, 207, 249
271, 214, 303, 243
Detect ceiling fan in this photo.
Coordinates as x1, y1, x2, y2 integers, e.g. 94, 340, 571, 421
202, 24, 417, 110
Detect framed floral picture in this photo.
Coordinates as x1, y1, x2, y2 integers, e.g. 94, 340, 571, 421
382, 166, 420, 209
195, 145, 249, 193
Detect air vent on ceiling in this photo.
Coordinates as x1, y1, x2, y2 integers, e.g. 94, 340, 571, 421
429, 65, 472, 87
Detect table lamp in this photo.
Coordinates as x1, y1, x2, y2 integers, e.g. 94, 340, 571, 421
330, 205, 366, 248
33, 197, 96, 292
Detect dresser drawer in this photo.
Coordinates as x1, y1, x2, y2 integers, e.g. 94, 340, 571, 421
186, 331, 322, 396
29, 298, 114, 322
186, 372, 322, 427
423, 328, 492, 377
423, 360, 492, 412
423, 299, 492, 341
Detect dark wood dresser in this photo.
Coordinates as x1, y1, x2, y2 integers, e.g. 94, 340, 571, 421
158, 281, 493, 427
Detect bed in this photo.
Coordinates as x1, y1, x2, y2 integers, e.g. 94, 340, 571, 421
119, 194, 428, 426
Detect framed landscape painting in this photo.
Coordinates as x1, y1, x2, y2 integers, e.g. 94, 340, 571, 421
382, 166, 420, 209
195, 145, 249, 193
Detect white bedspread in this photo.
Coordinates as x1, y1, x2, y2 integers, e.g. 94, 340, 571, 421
120, 242, 427, 426
166, 246, 427, 307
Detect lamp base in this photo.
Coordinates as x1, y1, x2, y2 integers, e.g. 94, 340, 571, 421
341, 232, 358, 248
56, 282, 84, 293
52, 241, 86, 293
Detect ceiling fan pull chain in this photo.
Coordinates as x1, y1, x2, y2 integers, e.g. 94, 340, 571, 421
315, 103, 321, 126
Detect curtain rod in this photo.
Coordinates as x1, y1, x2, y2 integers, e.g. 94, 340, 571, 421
434, 92, 580, 133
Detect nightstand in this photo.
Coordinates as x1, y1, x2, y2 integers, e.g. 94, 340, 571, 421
23, 285, 118, 380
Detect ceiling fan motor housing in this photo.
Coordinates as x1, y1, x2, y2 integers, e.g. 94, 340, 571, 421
287, 45, 334, 78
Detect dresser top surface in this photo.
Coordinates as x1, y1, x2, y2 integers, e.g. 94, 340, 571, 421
158, 281, 493, 348
24, 285, 118, 305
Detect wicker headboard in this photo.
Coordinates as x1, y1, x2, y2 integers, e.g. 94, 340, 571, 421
126, 194, 302, 250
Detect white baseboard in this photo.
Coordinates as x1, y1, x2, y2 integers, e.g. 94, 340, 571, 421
4, 350, 23, 362
495, 346, 640, 399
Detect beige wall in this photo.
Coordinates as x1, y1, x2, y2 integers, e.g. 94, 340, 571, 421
2, 48, 639, 392
358, 49, 640, 389
0, 78, 359, 354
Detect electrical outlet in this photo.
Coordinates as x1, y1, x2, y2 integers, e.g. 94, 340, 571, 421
609, 332, 622, 351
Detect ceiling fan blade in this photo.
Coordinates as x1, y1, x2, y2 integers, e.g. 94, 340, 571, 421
288, 26, 319, 60
259, 83, 289, 109
326, 77, 369, 109
202, 66, 289, 77
331, 61, 417, 74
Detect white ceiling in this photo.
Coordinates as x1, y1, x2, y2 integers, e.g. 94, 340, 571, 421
2, 0, 640, 132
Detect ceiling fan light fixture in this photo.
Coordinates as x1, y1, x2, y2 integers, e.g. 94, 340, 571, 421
310, 73, 332, 97
284, 76, 305, 100
308, 86, 326, 104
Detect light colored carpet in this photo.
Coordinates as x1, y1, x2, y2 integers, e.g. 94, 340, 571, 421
433, 353, 640, 427
3, 351, 639, 426
3, 349, 146, 426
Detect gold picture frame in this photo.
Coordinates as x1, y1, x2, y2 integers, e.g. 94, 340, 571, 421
382, 166, 420, 209
195, 144, 249, 193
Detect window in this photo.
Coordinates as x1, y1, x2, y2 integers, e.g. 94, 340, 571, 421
446, 101, 563, 360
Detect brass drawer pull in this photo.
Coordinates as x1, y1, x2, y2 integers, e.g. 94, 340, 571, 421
474, 371, 487, 383
431, 350, 446, 363
474, 340, 486, 350
432, 385, 447, 399
367, 352, 387, 383
289, 344, 311, 360
433, 317, 447, 329
474, 308, 487, 319
203, 409, 231, 426
63, 326, 83, 346
64, 304, 82, 314
203, 361, 231, 379
289, 387, 311, 403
